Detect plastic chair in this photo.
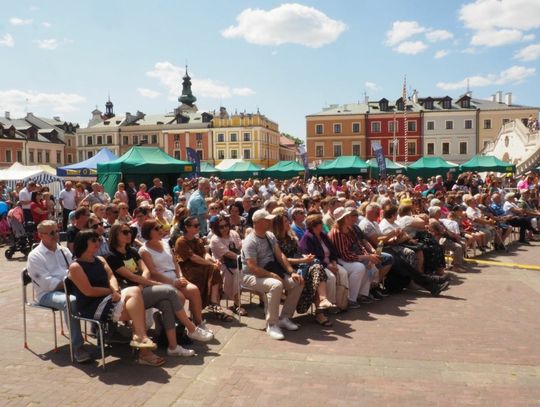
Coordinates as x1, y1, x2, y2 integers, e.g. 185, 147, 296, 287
22, 268, 64, 351
63, 277, 107, 369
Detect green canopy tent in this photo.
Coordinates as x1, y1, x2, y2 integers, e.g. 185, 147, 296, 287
315, 156, 369, 176
219, 161, 263, 180
459, 155, 515, 173
366, 158, 406, 177
97, 147, 194, 196
406, 157, 459, 179
200, 162, 221, 176
262, 160, 305, 179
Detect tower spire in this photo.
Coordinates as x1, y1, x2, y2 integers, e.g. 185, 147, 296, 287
179, 64, 197, 108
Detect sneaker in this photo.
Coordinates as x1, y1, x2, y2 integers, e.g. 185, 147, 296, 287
358, 295, 373, 304
278, 317, 299, 331
347, 300, 361, 309
199, 320, 214, 335
167, 345, 195, 357
74, 347, 92, 363
369, 290, 384, 301
430, 281, 450, 296
187, 326, 214, 342
374, 286, 390, 297
266, 325, 285, 340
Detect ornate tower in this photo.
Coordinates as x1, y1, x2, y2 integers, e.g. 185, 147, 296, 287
178, 66, 197, 109
104, 96, 115, 119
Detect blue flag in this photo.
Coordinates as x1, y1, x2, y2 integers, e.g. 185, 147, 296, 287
186, 147, 200, 178
371, 142, 387, 179
297, 145, 310, 181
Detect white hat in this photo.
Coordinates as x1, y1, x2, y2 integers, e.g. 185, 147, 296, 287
333, 207, 357, 222
252, 209, 276, 223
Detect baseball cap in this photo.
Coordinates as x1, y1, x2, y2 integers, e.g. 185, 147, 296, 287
252, 209, 276, 223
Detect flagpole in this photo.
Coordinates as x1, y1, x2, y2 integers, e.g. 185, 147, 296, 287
403, 75, 408, 164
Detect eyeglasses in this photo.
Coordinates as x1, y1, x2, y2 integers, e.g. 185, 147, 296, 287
91, 222, 104, 229
120, 229, 132, 236
218, 223, 229, 229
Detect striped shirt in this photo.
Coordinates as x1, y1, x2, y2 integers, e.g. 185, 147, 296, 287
328, 227, 363, 263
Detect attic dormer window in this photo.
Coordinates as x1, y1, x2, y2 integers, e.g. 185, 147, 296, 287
425, 100, 433, 110
442, 100, 452, 109
461, 99, 470, 108
397, 101, 404, 111
379, 101, 388, 111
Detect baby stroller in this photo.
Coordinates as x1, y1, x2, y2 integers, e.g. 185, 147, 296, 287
5, 206, 36, 259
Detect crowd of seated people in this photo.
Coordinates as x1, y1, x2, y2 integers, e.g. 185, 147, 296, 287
24, 170, 540, 365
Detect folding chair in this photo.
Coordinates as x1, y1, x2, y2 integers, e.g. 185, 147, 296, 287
63, 277, 107, 369
22, 268, 64, 351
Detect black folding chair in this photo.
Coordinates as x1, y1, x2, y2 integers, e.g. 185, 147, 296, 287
63, 277, 107, 369
22, 268, 64, 351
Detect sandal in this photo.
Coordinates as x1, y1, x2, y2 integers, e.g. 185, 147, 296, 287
130, 336, 157, 350
137, 353, 165, 367
315, 314, 333, 327
231, 306, 248, 316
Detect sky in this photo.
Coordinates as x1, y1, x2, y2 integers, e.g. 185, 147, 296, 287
0, 0, 539, 140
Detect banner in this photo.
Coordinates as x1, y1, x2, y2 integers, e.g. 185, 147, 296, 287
186, 147, 201, 178
297, 145, 310, 180
371, 141, 387, 179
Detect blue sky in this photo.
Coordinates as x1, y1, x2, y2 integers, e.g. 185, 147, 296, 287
0, 0, 539, 140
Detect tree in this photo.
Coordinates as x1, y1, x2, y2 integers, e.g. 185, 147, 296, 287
281, 132, 303, 145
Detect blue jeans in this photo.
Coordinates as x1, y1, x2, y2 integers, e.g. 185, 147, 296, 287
39, 291, 84, 349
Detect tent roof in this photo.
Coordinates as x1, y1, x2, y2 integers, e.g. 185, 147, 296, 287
460, 155, 515, 172
0, 162, 63, 183
200, 162, 220, 174
224, 161, 262, 172
57, 147, 118, 176
316, 156, 369, 175
97, 147, 193, 174
407, 157, 458, 169
215, 159, 244, 170
366, 157, 405, 170
262, 161, 305, 179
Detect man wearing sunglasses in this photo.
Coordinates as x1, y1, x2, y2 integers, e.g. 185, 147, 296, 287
27, 220, 90, 363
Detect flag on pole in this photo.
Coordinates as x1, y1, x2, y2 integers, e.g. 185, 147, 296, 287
297, 145, 310, 180
186, 147, 200, 178
403, 75, 408, 164
371, 141, 387, 179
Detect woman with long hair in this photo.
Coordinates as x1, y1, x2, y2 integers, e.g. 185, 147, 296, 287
114, 182, 129, 205
68, 229, 160, 365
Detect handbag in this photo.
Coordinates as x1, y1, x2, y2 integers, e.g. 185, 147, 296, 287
264, 260, 288, 279
334, 270, 349, 310
223, 241, 240, 269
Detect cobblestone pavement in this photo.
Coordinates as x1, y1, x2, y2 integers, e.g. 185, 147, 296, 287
1, 242, 539, 407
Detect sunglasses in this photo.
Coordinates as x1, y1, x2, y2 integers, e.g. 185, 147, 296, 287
91, 222, 104, 229
120, 229, 132, 236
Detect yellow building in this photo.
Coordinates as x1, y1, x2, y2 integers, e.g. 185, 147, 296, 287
212, 108, 281, 168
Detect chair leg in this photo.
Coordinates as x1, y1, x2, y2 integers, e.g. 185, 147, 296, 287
97, 323, 106, 370
22, 303, 28, 349
59, 312, 65, 337
52, 310, 58, 352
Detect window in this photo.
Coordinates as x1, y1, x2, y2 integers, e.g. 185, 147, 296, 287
427, 143, 435, 155
78, 151, 83, 162
56, 151, 61, 163
67, 154, 72, 164
407, 142, 416, 156
464, 120, 473, 129
445, 120, 454, 130
230, 149, 238, 159
86, 136, 93, 145
16, 150, 22, 162
217, 133, 224, 142
87, 151, 93, 158
5, 150, 11, 163
123, 136, 128, 145
352, 143, 361, 157
443, 100, 452, 109
388, 121, 398, 133
389, 140, 398, 156
218, 150, 225, 159
174, 134, 180, 142
37, 151, 43, 163
174, 151, 180, 160
315, 124, 323, 135
107, 135, 113, 144
230, 133, 237, 142
460, 142, 468, 155
461, 99, 470, 108
315, 145, 324, 157
133, 135, 139, 145
407, 121, 416, 132
352, 123, 360, 133
97, 136, 103, 145
333, 144, 342, 157
174, 141, 179, 148
427, 121, 435, 130
141, 135, 148, 144
29, 151, 34, 163
243, 149, 251, 159
67, 139, 72, 147
371, 122, 381, 132
196, 133, 203, 141
151, 134, 158, 144
243, 132, 251, 141
442, 142, 450, 155
484, 119, 492, 129
333, 124, 342, 134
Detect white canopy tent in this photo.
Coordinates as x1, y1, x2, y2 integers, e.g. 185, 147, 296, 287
0, 162, 64, 197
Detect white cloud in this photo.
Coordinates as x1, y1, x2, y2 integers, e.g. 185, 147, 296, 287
10, 17, 33, 26
514, 43, 540, 61
0, 89, 86, 118
459, 0, 540, 47
42, 22, 52, 28
364, 81, 379, 92
462, 47, 476, 54
436, 65, 536, 90
222, 3, 347, 48
434, 50, 449, 59
137, 88, 161, 98
385, 21, 426, 46
146, 61, 255, 100
394, 41, 427, 55
0, 33, 15, 47
426, 29, 453, 42
471, 29, 533, 47
35, 39, 59, 50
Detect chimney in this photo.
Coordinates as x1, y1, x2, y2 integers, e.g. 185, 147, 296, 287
505, 92, 512, 106
490, 94, 496, 102
4, 111, 10, 120
496, 91, 503, 103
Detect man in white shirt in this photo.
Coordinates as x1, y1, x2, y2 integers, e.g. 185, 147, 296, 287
18, 181, 36, 223
27, 220, 90, 362
59, 181, 77, 231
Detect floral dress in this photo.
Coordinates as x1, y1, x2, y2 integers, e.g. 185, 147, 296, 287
278, 235, 327, 314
